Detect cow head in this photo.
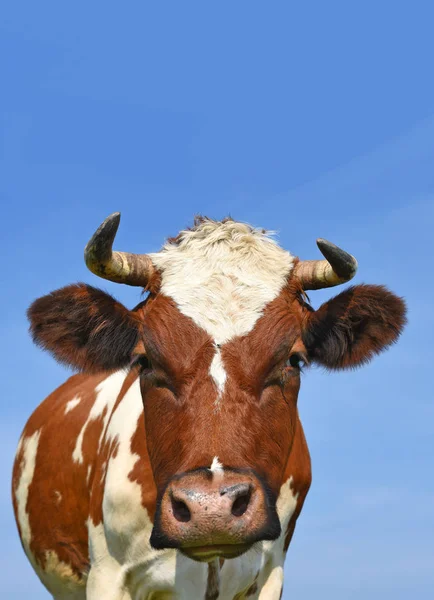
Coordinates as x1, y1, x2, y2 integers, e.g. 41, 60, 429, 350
28, 214, 406, 561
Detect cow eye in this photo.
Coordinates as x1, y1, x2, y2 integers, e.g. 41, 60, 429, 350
134, 355, 152, 371
286, 353, 306, 370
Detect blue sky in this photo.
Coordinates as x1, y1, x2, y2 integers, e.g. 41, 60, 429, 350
1, 2, 433, 598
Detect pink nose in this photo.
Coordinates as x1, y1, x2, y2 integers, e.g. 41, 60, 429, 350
172, 480, 253, 521
150, 469, 280, 559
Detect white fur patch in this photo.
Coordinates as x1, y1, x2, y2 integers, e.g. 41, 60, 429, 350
15, 430, 41, 551
72, 371, 127, 464
275, 476, 299, 530
258, 565, 284, 598
262, 476, 298, 558
150, 219, 294, 345
65, 396, 81, 414
102, 377, 148, 558
37, 550, 86, 597
259, 475, 298, 597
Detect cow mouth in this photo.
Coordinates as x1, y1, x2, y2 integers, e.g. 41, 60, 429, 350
180, 543, 251, 562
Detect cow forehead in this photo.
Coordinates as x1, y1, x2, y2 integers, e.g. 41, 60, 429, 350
149, 219, 295, 345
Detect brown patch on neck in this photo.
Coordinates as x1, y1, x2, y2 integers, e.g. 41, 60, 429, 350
205, 559, 220, 600
245, 572, 260, 596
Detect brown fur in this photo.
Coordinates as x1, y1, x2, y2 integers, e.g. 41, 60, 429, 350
27, 284, 141, 373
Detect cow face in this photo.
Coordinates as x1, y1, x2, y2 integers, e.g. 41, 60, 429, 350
134, 284, 306, 555
27, 217, 406, 560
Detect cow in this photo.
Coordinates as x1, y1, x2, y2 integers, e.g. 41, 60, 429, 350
12, 214, 406, 599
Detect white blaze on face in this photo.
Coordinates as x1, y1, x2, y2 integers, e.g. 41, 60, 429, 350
209, 346, 227, 404
209, 456, 223, 472
209, 457, 224, 484
150, 220, 294, 397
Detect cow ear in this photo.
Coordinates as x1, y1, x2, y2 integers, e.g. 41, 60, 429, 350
302, 285, 407, 370
28, 284, 140, 373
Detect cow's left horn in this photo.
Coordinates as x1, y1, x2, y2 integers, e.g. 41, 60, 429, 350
293, 239, 358, 290
84, 213, 155, 286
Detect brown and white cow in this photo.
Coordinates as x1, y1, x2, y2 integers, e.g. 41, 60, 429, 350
12, 214, 406, 599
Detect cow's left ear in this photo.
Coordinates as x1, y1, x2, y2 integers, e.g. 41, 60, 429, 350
28, 283, 141, 373
302, 285, 407, 370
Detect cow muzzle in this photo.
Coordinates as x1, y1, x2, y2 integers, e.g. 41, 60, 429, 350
150, 468, 281, 561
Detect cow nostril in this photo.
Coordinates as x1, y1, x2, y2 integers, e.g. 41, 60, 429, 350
171, 497, 191, 523
231, 490, 252, 517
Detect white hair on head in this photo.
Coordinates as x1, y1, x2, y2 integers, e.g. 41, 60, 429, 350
149, 218, 294, 346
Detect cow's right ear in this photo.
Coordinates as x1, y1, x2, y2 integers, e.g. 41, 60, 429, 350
27, 284, 140, 373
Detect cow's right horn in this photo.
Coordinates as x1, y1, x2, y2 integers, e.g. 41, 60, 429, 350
84, 213, 154, 287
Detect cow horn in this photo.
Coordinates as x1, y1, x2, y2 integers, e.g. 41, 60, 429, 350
84, 213, 155, 287
293, 239, 358, 290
